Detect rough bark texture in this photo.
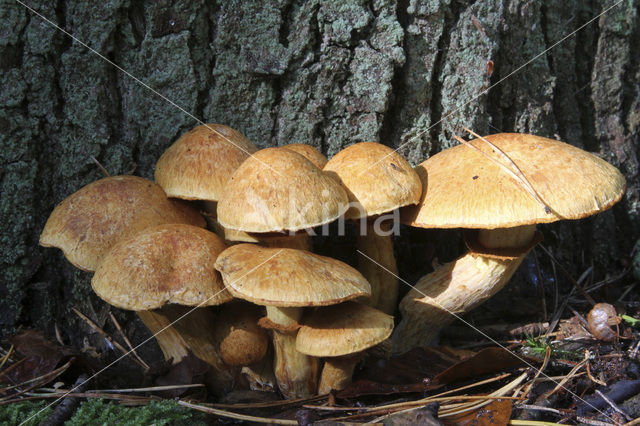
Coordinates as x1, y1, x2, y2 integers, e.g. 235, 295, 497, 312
1, 0, 638, 350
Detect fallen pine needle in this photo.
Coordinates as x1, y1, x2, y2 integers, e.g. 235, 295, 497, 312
0, 359, 73, 402
438, 372, 528, 417
520, 345, 551, 400
548, 358, 587, 396
37, 383, 205, 394
304, 395, 521, 411
109, 312, 150, 370
73, 308, 148, 370
0, 346, 13, 371
178, 400, 298, 425
210, 394, 325, 409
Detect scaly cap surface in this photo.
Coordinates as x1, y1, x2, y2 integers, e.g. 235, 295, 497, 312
92, 224, 231, 310
215, 244, 371, 307
403, 133, 626, 229
155, 124, 258, 201
281, 144, 328, 169
324, 142, 422, 220
217, 148, 348, 233
39, 176, 205, 271
296, 302, 394, 357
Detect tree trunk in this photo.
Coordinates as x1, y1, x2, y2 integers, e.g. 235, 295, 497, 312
1, 0, 638, 351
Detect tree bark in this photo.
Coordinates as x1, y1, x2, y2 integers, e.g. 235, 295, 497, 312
1, 0, 638, 350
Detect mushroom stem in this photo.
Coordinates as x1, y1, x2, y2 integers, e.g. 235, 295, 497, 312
136, 310, 190, 363
265, 306, 319, 398
260, 232, 311, 250
138, 306, 239, 394
202, 200, 228, 240
477, 225, 536, 249
393, 225, 537, 354
318, 353, 362, 394
356, 220, 398, 314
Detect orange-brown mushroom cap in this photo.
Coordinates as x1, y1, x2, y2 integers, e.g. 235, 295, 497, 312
324, 142, 422, 220
296, 302, 394, 357
402, 133, 626, 229
217, 148, 348, 233
214, 244, 371, 307
154, 124, 258, 201
92, 223, 232, 310
216, 302, 269, 367
281, 144, 328, 169
39, 176, 205, 272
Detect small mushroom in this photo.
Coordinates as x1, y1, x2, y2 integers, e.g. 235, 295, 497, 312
394, 133, 626, 353
214, 301, 269, 367
324, 142, 422, 314
296, 302, 394, 394
91, 223, 237, 393
215, 244, 371, 398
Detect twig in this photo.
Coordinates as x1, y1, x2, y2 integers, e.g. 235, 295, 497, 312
595, 390, 632, 422
510, 421, 568, 425
41, 374, 89, 426
109, 312, 150, 370
178, 400, 298, 425
72, 308, 148, 370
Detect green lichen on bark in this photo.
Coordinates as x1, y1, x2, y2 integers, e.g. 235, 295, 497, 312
1, 0, 638, 342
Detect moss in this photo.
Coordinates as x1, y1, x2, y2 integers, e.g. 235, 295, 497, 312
0, 399, 209, 426
0, 400, 53, 425
66, 399, 208, 426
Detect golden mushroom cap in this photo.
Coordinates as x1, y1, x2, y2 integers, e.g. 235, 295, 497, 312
39, 175, 205, 272
217, 148, 348, 233
280, 144, 328, 169
214, 244, 371, 307
296, 302, 394, 357
324, 142, 422, 220
402, 133, 626, 229
92, 223, 231, 310
154, 124, 258, 201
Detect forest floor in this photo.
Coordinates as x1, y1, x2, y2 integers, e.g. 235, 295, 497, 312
2, 242, 640, 425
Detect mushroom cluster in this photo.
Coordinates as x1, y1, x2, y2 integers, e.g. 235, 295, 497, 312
40, 125, 625, 400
